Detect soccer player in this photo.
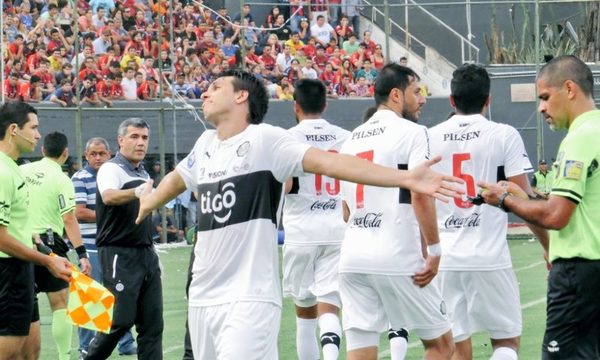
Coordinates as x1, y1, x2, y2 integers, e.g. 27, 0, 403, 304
282, 79, 349, 360
0, 102, 71, 360
428, 64, 549, 360
134, 69, 463, 359
480, 55, 600, 359
338, 63, 453, 360
20, 132, 92, 360
85, 118, 163, 360
71, 137, 137, 358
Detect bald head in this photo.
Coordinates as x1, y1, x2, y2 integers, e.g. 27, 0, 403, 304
538, 55, 594, 98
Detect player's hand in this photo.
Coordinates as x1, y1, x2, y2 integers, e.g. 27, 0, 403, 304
79, 258, 92, 277
135, 179, 154, 225
46, 256, 72, 282
413, 254, 440, 287
407, 156, 465, 203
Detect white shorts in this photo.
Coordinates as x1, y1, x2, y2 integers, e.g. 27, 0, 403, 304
282, 244, 341, 308
437, 269, 522, 342
339, 273, 450, 350
188, 301, 281, 360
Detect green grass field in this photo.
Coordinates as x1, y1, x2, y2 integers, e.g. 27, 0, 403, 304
38, 239, 548, 359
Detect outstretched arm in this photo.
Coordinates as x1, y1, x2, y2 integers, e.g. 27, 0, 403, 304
301, 148, 464, 202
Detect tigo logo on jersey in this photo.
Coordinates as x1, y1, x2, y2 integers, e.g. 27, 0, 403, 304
200, 182, 236, 223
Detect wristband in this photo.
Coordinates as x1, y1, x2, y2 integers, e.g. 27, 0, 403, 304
427, 243, 442, 257
134, 183, 147, 198
497, 192, 512, 212
75, 245, 88, 259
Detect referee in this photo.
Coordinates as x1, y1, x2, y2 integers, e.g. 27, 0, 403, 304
86, 118, 163, 360
20, 132, 92, 360
0, 102, 72, 359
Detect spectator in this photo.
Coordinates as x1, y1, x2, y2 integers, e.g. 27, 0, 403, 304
335, 15, 354, 43
3, 72, 21, 102
352, 76, 371, 97
276, 44, 294, 74
309, 0, 329, 24
121, 67, 138, 100
91, 6, 108, 29
311, 15, 335, 47
78, 8, 96, 34
399, 56, 408, 66
285, 32, 305, 56
47, 27, 71, 53
342, 34, 359, 56
233, 3, 254, 24
55, 63, 74, 85
259, 46, 277, 72
34, 60, 56, 97
7, 34, 25, 62
221, 36, 238, 57
271, 14, 291, 41
362, 30, 377, 53
301, 59, 318, 79
355, 58, 378, 85
20, 75, 43, 102
93, 30, 113, 55
287, 58, 304, 84
26, 46, 48, 74
312, 44, 328, 71
342, 0, 362, 36
137, 76, 158, 100
152, 208, 183, 243
172, 73, 196, 99
89, 0, 115, 14
333, 75, 352, 97
120, 46, 142, 70
319, 63, 337, 88
265, 5, 281, 28
49, 79, 76, 107
80, 75, 102, 106
289, 0, 307, 33
71, 44, 94, 70
371, 43, 385, 69
350, 42, 368, 68
298, 17, 312, 43
47, 47, 66, 73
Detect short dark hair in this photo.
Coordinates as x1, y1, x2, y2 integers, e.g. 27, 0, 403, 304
118, 118, 150, 137
450, 64, 490, 114
293, 79, 327, 115
374, 63, 420, 106
0, 102, 38, 140
538, 55, 593, 97
30, 75, 41, 84
43, 132, 68, 158
220, 69, 269, 124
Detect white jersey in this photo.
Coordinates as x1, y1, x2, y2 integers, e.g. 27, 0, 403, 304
429, 114, 533, 270
283, 119, 350, 246
339, 109, 430, 275
176, 124, 310, 307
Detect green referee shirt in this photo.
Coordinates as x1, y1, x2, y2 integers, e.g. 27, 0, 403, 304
550, 109, 600, 262
20, 157, 76, 235
0, 152, 32, 258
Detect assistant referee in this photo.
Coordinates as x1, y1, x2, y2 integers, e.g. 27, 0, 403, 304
0, 102, 72, 359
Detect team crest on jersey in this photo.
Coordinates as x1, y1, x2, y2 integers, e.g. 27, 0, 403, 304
563, 160, 583, 180
0, 201, 9, 220
236, 141, 251, 157
187, 150, 196, 168
439, 300, 447, 315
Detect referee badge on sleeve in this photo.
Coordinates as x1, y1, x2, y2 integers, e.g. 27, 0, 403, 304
563, 160, 584, 180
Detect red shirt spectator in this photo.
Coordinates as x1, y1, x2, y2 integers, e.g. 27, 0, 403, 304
3, 75, 21, 101
137, 78, 158, 100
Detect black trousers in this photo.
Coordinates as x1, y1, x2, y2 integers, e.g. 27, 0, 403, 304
86, 246, 163, 360
542, 258, 600, 359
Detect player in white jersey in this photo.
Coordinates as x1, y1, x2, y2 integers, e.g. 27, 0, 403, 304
133, 69, 464, 360
282, 79, 350, 360
429, 64, 549, 360
339, 63, 454, 360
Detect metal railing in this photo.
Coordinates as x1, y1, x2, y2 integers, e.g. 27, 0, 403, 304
363, 0, 480, 65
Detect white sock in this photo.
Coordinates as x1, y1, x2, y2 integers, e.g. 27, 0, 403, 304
388, 328, 409, 360
296, 317, 319, 360
319, 313, 342, 360
490, 347, 518, 360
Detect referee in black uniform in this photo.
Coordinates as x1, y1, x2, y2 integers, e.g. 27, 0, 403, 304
86, 118, 163, 359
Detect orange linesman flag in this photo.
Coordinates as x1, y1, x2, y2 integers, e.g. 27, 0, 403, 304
66, 268, 115, 334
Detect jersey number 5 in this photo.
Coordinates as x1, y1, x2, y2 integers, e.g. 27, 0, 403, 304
453, 153, 476, 208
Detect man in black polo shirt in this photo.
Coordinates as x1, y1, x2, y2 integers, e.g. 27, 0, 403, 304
85, 118, 163, 359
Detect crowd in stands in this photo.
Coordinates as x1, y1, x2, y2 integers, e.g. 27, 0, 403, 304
1, 0, 387, 105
